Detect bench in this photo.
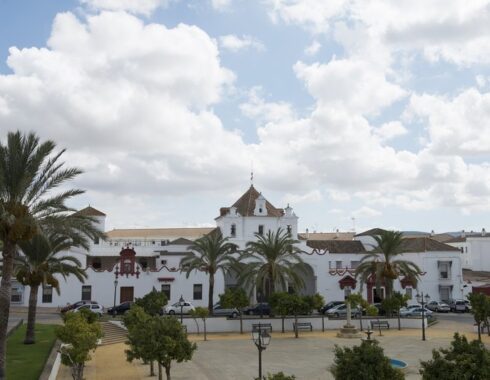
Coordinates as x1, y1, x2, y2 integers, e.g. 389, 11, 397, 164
293, 322, 313, 332
252, 323, 272, 333
371, 320, 390, 329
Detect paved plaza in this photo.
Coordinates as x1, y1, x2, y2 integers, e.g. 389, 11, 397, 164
56, 314, 490, 380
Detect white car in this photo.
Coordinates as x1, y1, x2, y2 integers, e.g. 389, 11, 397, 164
326, 303, 361, 318
400, 307, 433, 317
73, 303, 104, 316
162, 301, 195, 315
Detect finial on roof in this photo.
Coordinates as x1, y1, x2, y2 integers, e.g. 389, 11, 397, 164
250, 160, 254, 186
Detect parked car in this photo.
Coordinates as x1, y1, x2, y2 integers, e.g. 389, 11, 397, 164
243, 303, 271, 316
107, 301, 133, 316
212, 303, 239, 318
162, 301, 195, 315
399, 307, 432, 317
464, 300, 472, 312
326, 303, 361, 318
426, 301, 450, 313
449, 300, 467, 313
73, 303, 104, 316
61, 300, 98, 313
320, 301, 344, 315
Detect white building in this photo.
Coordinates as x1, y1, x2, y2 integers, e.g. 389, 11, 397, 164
6, 186, 464, 309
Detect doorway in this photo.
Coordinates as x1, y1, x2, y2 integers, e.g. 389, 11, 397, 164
120, 287, 134, 303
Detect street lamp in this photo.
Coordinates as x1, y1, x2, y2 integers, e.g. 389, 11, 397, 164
178, 295, 185, 324
251, 324, 271, 379
113, 279, 118, 310
416, 292, 431, 341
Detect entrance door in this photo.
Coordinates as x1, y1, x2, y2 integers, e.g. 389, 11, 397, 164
372, 288, 385, 303
120, 287, 134, 303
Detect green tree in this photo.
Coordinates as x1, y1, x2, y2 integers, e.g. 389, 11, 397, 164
269, 292, 292, 333
256, 372, 296, 380
15, 233, 87, 344
331, 340, 404, 380
180, 230, 237, 313
219, 287, 249, 334
382, 292, 410, 330
190, 307, 209, 341
135, 289, 168, 316
420, 333, 490, 379
238, 228, 307, 299
346, 293, 368, 331
126, 313, 197, 380
0, 131, 104, 378
468, 293, 490, 342
56, 311, 103, 380
355, 230, 421, 299
302, 293, 324, 315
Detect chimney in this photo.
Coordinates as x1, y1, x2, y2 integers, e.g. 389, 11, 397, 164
482, 228, 486, 237
305, 228, 309, 239
336, 229, 339, 238
430, 230, 435, 237
461, 230, 466, 238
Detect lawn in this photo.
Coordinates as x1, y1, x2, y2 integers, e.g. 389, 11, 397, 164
7, 324, 57, 380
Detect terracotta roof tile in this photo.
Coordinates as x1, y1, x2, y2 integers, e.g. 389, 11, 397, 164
220, 185, 284, 217
400, 237, 460, 253
306, 240, 366, 253
75, 206, 106, 217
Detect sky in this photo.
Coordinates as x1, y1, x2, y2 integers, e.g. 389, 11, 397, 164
1, 0, 490, 234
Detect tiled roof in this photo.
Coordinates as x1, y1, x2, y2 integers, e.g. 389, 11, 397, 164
399, 237, 460, 253
355, 228, 387, 237
75, 206, 106, 217
446, 234, 490, 243
298, 232, 355, 241
306, 240, 366, 253
170, 238, 194, 245
106, 228, 214, 240
220, 185, 284, 217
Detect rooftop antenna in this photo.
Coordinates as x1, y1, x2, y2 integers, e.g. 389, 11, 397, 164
351, 217, 356, 233
250, 160, 254, 186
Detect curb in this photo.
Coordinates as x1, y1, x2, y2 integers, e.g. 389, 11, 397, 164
39, 340, 62, 380
6, 319, 23, 338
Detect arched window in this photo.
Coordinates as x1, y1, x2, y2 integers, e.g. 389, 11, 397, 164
231, 224, 236, 237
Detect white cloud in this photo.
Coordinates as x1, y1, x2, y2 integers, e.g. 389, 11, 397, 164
80, 0, 168, 16
352, 206, 381, 218
219, 34, 265, 52
374, 121, 408, 142
283, 190, 323, 204
304, 40, 321, 56
240, 87, 295, 124
211, 0, 231, 11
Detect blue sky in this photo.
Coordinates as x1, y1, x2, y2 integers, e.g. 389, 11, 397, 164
1, 0, 490, 234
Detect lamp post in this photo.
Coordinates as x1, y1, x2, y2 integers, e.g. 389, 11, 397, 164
251, 324, 271, 379
113, 279, 118, 309
416, 292, 431, 341
179, 295, 185, 324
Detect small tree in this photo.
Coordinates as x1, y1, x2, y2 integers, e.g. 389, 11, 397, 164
135, 289, 168, 316
124, 305, 155, 376
191, 307, 209, 341
302, 293, 324, 315
331, 340, 404, 380
346, 293, 368, 331
420, 333, 490, 379
382, 292, 409, 330
219, 287, 249, 334
269, 292, 291, 333
289, 294, 308, 338
56, 311, 103, 380
468, 293, 490, 342
256, 372, 296, 380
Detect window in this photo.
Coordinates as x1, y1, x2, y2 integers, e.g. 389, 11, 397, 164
287, 225, 292, 235
258, 225, 264, 236
350, 261, 360, 269
193, 284, 203, 300
405, 287, 413, 299
231, 224, 236, 237
329, 261, 333, 269
140, 259, 148, 270
440, 286, 451, 302
336, 261, 343, 269
460, 247, 464, 253
259, 207, 263, 213
439, 262, 450, 279
93, 237, 99, 245
42, 286, 53, 303
11, 286, 22, 303
81, 285, 92, 301
161, 284, 171, 300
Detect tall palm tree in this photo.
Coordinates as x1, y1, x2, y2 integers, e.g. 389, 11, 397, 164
16, 233, 88, 344
0, 131, 104, 379
238, 228, 307, 299
180, 230, 237, 313
355, 230, 422, 300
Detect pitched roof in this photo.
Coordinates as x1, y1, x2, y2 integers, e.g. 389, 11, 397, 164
355, 228, 387, 237
169, 238, 194, 245
306, 240, 366, 253
399, 237, 460, 253
75, 206, 106, 217
445, 234, 490, 243
106, 228, 214, 240
298, 232, 355, 241
219, 185, 284, 217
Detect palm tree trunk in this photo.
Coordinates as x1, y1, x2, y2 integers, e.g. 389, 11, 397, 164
478, 322, 482, 342
0, 240, 15, 380
208, 274, 214, 314
24, 284, 39, 344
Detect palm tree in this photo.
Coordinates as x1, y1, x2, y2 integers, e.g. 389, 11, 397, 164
16, 232, 88, 344
238, 228, 307, 300
0, 131, 104, 378
355, 230, 422, 300
180, 230, 237, 313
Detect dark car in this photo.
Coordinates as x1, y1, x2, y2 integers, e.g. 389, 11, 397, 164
107, 301, 133, 316
61, 300, 98, 313
320, 301, 344, 315
243, 302, 271, 316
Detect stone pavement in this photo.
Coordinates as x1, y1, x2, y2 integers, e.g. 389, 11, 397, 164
56, 323, 490, 380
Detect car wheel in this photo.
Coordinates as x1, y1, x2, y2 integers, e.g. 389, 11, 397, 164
169, 310, 175, 315
334, 313, 339, 318
231, 312, 238, 319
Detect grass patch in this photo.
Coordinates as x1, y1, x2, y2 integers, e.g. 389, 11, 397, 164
7, 324, 57, 380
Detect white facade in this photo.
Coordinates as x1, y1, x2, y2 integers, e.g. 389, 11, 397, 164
446, 231, 490, 271
6, 186, 464, 308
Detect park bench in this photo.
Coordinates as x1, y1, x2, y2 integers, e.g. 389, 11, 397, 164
371, 320, 390, 329
252, 323, 272, 333
293, 322, 313, 332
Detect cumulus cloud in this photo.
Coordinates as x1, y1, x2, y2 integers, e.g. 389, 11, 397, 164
219, 34, 265, 52
211, 0, 232, 11
304, 40, 321, 56
80, 0, 168, 16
